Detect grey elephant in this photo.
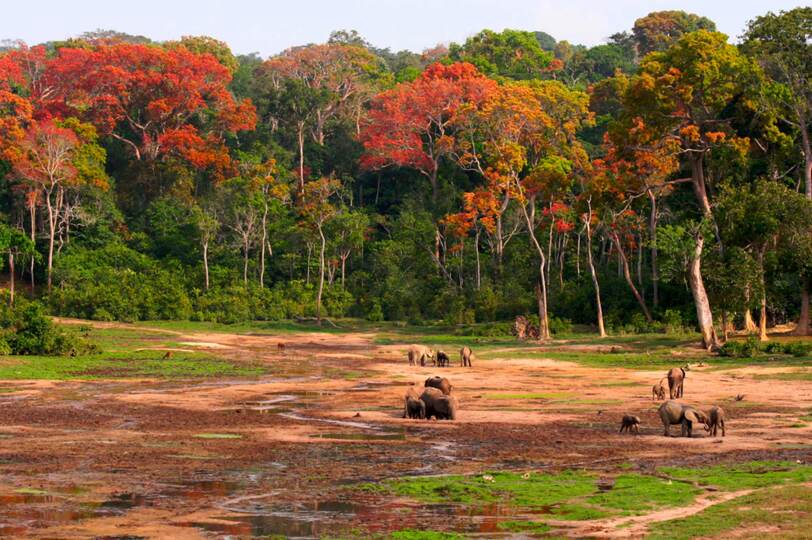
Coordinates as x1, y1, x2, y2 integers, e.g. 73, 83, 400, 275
407, 345, 434, 367
706, 406, 726, 437
420, 387, 458, 420
652, 378, 667, 401
619, 414, 641, 434
436, 351, 451, 367
667, 367, 686, 399
425, 376, 452, 395
402, 386, 423, 418
658, 400, 708, 437
459, 346, 474, 367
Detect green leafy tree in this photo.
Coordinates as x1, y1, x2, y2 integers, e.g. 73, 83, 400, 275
449, 29, 554, 80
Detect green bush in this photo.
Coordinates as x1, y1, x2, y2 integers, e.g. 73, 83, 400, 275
549, 316, 573, 335
719, 337, 762, 358
48, 244, 192, 322
0, 298, 96, 356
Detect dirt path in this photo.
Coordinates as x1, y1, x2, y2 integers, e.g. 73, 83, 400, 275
1, 321, 811, 537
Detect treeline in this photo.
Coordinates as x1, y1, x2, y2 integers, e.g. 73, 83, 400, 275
0, 10, 810, 349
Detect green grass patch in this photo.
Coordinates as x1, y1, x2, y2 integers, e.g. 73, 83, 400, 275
648, 484, 812, 540
192, 433, 243, 439
496, 520, 551, 533
587, 474, 700, 515
661, 461, 812, 490
752, 369, 812, 382
0, 350, 264, 380
14, 487, 51, 496
390, 530, 463, 540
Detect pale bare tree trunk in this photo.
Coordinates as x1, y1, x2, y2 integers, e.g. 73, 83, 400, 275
297, 122, 306, 192
316, 223, 326, 323
259, 193, 268, 288
202, 241, 210, 290
793, 116, 811, 335
8, 252, 14, 306
744, 285, 758, 333
758, 247, 769, 341
242, 236, 250, 285
689, 155, 720, 350
688, 234, 719, 350
474, 227, 481, 290
576, 231, 581, 277
29, 201, 35, 289
584, 207, 606, 338
520, 195, 550, 339
648, 189, 659, 308
611, 231, 652, 322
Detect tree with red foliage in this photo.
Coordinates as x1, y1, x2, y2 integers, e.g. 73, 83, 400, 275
39, 43, 255, 177
361, 62, 497, 201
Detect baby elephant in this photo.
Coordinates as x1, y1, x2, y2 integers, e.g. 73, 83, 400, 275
459, 346, 474, 367
619, 414, 641, 434
420, 387, 458, 420
658, 400, 708, 437
425, 376, 452, 395
705, 406, 726, 437
402, 387, 424, 419
436, 351, 451, 367
667, 367, 686, 399
652, 378, 667, 401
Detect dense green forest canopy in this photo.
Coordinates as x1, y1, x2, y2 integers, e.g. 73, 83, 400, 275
0, 8, 811, 350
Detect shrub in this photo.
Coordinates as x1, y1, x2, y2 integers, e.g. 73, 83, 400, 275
549, 316, 573, 336
366, 301, 384, 322
0, 298, 95, 356
719, 337, 762, 358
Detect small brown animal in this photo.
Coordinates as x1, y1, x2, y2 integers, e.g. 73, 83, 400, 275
436, 351, 451, 367
705, 406, 726, 437
162, 351, 173, 360
277, 343, 286, 353
652, 378, 667, 401
619, 415, 641, 434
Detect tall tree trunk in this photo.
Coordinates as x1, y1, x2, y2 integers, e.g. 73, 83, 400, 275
297, 122, 306, 192
28, 201, 35, 289
520, 196, 550, 340
793, 116, 811, 335
243, 237, 249, 285
474, 227, 481, 290
689, 154, 721, 350
340, 253, 347, 288
688, 233, 719, 350
202, 240, 210, 291
576, 231, 581, 277
584, 209, 606, 337
648, 189, 659, 308
611, 231, 652, 322
8, 252, 14, 306
259, 195, 268, 288
44, 185, 60, 292
758, 246, 769, 341
794, 282, 810, 336
316, 223, 326, 323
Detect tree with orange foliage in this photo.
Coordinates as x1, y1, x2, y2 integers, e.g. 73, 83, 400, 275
455, 79, 592, 338
12, 118, 108, 290
39, 43, 255, 189
361, 62, 497, 201
613, 30, 761, 350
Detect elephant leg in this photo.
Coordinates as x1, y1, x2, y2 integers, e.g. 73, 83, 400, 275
721, 422, 725, 437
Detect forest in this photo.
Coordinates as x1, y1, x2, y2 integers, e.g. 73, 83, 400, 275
0, 7, 810, 351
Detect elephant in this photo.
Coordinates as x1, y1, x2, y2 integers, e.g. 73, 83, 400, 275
619, 414, 641, 434
658, 400, 708, 437
407, 345, 434, 367
667, 367, 686, 399
420, 387, 458, 420
652, 378, 667, 401
425, 376, 452, 395
405, 397, 426, 419
402, 386, 422, 418
436, 351, 451, 367
459, 346, 474, 367
706, 406, 726, 437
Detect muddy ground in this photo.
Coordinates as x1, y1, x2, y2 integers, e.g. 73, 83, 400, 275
0, 323, 811, 538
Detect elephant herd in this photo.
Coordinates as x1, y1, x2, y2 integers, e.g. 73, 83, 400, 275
638, 365, 727, 438
406, 345, 474, 368
399, 345, 728, 438
402, 376, 458, 420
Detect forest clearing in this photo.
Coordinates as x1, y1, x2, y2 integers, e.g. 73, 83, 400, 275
0, 320, 811, 538
2, 1, 812, 538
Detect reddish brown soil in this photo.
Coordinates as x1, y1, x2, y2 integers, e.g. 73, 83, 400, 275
1, 323, 811, 538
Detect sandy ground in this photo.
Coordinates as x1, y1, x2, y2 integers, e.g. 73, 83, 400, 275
1, 322, 811, 538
